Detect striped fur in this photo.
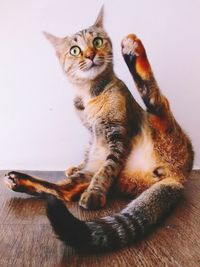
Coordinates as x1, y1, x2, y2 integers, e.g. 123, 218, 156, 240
5, 7, 194, 252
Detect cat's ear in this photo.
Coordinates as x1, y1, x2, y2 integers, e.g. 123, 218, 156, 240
43, 31, 67, 57
94, 5, 104, 28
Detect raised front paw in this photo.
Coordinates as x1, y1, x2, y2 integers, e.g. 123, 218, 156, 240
79, 189, 106, 210
65, 166, 82, 177
4, 171, 31, 192
121, 34, 145, 57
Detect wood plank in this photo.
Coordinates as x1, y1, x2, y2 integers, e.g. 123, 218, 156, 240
0, 170, 200, 267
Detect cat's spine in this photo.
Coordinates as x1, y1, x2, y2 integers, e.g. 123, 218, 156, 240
47, 178, 183, 251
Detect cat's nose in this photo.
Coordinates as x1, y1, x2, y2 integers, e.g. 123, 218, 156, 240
85, 49, 95, 60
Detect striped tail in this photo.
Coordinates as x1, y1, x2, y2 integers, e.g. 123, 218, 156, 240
46, 179, 183, 251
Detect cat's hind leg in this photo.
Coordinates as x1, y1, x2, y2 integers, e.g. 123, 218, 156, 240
121, 34, 174, 132
115, 169, 185, 198
4, 171, 57, 196
5, 171, 92, 201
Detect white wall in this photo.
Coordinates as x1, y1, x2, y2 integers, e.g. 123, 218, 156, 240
0, 0, 200, 170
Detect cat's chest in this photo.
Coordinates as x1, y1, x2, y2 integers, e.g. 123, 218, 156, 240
74, 95, 103, 129
74, 96, 90, 127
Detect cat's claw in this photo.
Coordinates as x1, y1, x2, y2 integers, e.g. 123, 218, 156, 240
79, 189, 106, 210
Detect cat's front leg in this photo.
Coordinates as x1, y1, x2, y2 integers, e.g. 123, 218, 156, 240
65, 143, 91, 176
79, 124, 128, 210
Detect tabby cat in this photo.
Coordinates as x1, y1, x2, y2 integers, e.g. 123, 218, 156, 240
5, 7, 194, 251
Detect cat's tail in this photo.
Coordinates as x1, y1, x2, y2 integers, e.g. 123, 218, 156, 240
46, 178, 183, 251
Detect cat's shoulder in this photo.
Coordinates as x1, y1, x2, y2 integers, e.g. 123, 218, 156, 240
105, 78, 136, 105
105, 77, 130, 95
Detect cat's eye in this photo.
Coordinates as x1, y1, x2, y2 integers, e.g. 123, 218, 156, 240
93, 37, 103, 49
70, 46, 81, 56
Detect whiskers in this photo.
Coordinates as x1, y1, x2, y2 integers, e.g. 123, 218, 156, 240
79, 60, 88, 71
103, 55, 113, 65
66, 53, 113, 80
67, 66, 79, 78
96, 54, 113, 65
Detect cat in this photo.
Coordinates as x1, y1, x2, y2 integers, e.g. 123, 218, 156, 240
5, 6, 194, 251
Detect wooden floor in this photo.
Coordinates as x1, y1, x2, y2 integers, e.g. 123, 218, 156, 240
0, 170, 200, 267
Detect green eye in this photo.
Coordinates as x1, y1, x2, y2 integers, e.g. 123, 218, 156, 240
93, 37, 103, 48
70, 46, 81, 56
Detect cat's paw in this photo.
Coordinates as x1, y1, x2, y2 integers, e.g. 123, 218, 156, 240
4, 171, 30, 192
121, 34, 145, 58
79, 189, 106, 210
65, 166, 82, 177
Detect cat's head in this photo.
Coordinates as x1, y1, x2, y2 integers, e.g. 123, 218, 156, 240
44, 6, 113, 84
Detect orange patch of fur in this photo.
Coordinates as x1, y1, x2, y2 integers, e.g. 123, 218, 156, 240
136, 56, 151, 80
87, 83, 126, 121
127, 34, 151, 80
84, 48, 95, 59
62, 182, 90, 201
149, 114, 169, 133
116, 171, 158, 197
19, 179, 57, 196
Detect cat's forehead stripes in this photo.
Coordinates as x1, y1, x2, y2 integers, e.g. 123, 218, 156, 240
73, 36, 78, 42
73, 30, 95, 42
69, 30, 105, 51
70, 31, 111, 52
72, 26, 108, 42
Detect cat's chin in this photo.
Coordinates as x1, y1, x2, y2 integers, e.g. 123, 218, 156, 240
75, 64, 107, 81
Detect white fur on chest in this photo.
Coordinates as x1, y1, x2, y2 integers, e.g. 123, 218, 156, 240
75, 84, 91, 106
74, 86, 94, 126
125, 130, 156, 173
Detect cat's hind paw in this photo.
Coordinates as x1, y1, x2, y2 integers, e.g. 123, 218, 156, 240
122, 34, 139, 57
121, 34, 151, 80
4, 171, 31, 192
121, 34, 145, 57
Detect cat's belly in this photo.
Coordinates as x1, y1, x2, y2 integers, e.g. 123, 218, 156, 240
85, 128, 158, 175
115, 131, 159, 196
124, 130, 157, 173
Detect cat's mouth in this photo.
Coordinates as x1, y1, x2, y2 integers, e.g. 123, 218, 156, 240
91, 62, 98, 68
90, 59, 101, 68
82, 59, 104, 72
